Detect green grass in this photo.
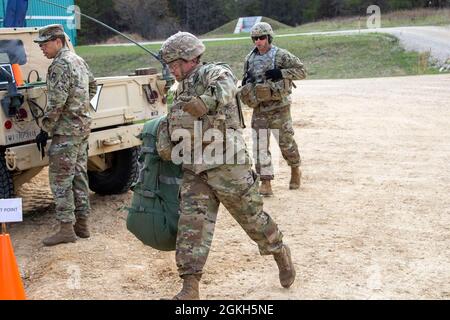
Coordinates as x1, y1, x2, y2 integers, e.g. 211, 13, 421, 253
77, 33, 442, 80
202, 8, 450, 38
76, 44, 163, 77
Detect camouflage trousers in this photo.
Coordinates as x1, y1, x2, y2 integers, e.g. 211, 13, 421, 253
176, 163, 284, 277
251, 105, 301, 180
48, 135, 90, 223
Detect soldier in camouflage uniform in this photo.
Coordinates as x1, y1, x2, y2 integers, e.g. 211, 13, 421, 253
157, 32, 296, 300
241, 22, 306, 196
34, 25, 97, 246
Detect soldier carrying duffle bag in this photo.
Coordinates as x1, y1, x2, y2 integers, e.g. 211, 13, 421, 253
126, 115, 183, 251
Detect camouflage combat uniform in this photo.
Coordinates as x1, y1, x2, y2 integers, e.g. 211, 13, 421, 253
244, 40, 306, 180
43, 47, 97, 223
158, 32, 286, 278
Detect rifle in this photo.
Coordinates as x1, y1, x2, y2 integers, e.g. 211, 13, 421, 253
235, 93, 246, 129
242, 61, 255, 85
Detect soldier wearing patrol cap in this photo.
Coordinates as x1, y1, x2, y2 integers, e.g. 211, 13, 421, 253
157, 31, 296, 300
34, 23, 66, 43
34, 24, 97, 246
241, 22, 306, 196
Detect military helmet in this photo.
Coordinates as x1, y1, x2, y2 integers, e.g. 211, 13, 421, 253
34, 24, 65, 43
250, 22, 274, 38
159, 32, 205, 64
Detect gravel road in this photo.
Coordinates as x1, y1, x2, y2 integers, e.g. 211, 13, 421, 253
9, 74, 450, 300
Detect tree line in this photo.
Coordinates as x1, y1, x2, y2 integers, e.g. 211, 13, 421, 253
75, 0, 450, 44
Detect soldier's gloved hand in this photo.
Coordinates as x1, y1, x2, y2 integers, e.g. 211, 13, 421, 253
265, 69, 283, 81
183, 97, 208, 118
35, 129, 49, 158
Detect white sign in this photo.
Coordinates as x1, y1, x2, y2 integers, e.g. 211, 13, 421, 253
90, 84, 103, 112
0, 198, 23, 223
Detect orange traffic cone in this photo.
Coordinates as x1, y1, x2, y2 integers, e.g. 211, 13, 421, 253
0, 234, 26, 300
11, 64, 24, 87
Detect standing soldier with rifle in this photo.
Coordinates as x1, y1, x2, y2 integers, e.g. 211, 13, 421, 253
240, 22, 306, 196
157, 31, 296, 300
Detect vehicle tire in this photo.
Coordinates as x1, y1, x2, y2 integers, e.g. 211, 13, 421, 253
0, 157, 14, 199
88, 147, 140, 195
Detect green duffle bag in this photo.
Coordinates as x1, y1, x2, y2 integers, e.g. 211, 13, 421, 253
127, 115, 183, 251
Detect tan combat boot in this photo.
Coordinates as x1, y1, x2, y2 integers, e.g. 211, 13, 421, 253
273, 245, 296, 288
259, 180, 273, 196
172, 275, 201, 300
289, 167, 301, 190
42, 222, 77, 246
74, 216, 90, 238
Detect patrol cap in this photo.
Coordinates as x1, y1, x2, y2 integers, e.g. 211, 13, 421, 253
34, 24, 65, 43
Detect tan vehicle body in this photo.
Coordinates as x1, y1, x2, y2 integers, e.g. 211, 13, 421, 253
0, 27, 167, 196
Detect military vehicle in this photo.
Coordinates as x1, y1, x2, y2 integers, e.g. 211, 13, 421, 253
0, 27, 169, 199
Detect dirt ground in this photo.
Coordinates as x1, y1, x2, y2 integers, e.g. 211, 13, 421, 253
8, 74, 450, 300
